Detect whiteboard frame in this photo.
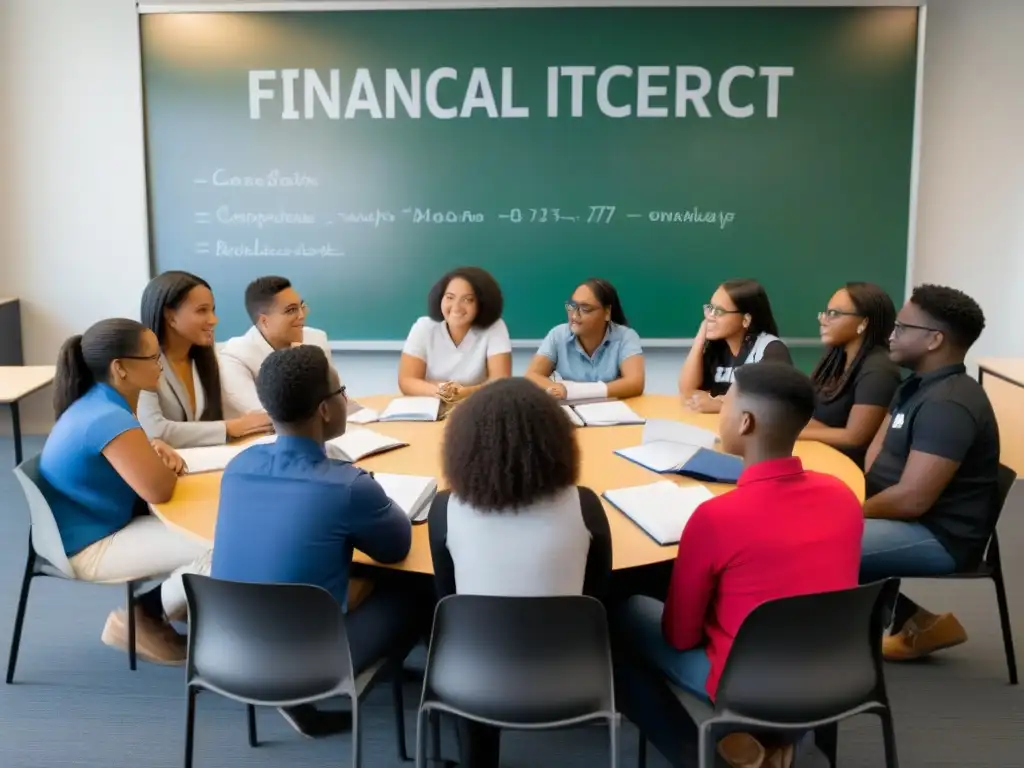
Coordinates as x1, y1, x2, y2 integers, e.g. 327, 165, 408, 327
135, 0, 927, 351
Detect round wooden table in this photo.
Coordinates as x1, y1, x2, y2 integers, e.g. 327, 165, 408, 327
151, 394, 865, 575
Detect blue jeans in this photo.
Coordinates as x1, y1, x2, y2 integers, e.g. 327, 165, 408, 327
616, 595, 712, 701
860, 520, 956, 630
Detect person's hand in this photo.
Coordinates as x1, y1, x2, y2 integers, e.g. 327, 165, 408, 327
444, 383, 465, 402
546, 382, 568, 400
150, 439, 187, 475
226, 411, 272, 439
695, 318, 709, 345
684, 391, 721, 414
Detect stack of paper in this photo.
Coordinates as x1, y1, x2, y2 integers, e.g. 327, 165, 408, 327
565, 400, 645, 426
177, 434, 277, 474
373, 472, 438, 522
378, 397, 441, 422
603, 480, 715, 545
325, 428, 408, 462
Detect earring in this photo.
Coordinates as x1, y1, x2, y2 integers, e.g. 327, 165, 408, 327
857, 326, 865, 335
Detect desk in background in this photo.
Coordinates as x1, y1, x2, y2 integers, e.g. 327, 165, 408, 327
0, 366, 56, 465
0, 299, 23, 365
978, 358, 1024, 477
152, 394, 865, 576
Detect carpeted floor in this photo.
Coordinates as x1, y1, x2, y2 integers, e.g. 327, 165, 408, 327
1, 434, 1022, 768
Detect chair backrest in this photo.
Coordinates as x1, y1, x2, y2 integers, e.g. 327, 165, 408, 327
423, 594, 615, 713
181, 574, 354, 699
983, 464, 1018, 567
13, 455, 75, 578
714, 579, 898, 724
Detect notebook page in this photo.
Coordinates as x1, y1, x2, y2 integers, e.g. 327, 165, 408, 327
604, 481, 714, 545
346, 408, 379, 425
379, 397, 441, 421
642, 418, 718, 449
561, 405, 585, 426
616, 440, 701, 472
573, 401, 645, 426
373, 473, 438, 520
178, 434, 277, 474
326, 428, 404, 462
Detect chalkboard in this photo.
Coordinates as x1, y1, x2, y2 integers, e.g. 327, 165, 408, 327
140, 5, 919, 343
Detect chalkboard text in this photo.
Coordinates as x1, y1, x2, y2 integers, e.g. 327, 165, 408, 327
195, 169, 319, 187
248, 65, 794, 121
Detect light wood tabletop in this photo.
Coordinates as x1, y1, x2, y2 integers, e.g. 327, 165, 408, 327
151, 393, 866, 575
0, 366, 56, 404
977, 358, 1024, 477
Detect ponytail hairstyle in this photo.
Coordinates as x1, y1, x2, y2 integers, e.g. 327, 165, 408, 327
140, 270, 224, 421
581, 277, 629, 327
54, 319, 147, 418
811, 282, 896, 403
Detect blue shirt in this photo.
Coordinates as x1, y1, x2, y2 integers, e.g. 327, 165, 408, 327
211, 435, 412, 610
39, 383, 143, 557
536, 322, 644, 383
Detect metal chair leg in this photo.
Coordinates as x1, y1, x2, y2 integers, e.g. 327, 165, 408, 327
392, 661, 411, 760
637, 735, 647, 768
5, 543, 35, 684
814, 721, 839, 767
880, 709, 899, 768
414, 707, 429, 768
183, 687, 197, 768
608, 714, 618, 768
126, 583, 137, 671
992, 567, 1018, 684
246, 704, 258, 747
352, 695, 362, 768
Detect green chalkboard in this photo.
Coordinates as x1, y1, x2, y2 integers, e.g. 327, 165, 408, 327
140, 6, 919, 342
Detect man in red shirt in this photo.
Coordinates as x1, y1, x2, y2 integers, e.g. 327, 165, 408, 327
616, 362, 864, 767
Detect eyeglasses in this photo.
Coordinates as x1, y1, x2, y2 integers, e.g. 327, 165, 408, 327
120, 353, 161, 362
325, 385, 347, 401
565, 301, 599, 317
818, 309, 863, 322
892, 320, 942, 338
703, 304, 741, 318
281, 301, 309, 318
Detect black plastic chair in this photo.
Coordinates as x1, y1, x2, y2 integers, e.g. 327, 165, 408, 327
916, 463, 1018, 684
7, 455, 159, 681
181, 575, 410, 768
638, 580, 901, 768
415, 595, 618, 768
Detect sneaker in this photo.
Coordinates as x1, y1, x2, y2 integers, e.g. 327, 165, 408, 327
101, 608, 186, 665
883, 611, 968, 661
277, 705, 352, 739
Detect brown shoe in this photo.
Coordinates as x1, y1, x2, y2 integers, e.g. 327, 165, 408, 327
101, 608, 186, 666
883, 612, 967, 661
765, 744, 794, 768
718, 732, 766, 767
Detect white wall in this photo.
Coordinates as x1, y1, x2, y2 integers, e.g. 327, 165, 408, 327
2, 0, 1022, 434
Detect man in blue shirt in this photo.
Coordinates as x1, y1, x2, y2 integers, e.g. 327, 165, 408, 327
212, 345, 422, 738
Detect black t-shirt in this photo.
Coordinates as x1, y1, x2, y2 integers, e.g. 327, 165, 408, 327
865, 363, 1001, 569
813, 347, 903, 468
700, 335, 793, 397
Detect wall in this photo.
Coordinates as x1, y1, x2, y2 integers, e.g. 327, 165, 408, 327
2, 0, 1023, 434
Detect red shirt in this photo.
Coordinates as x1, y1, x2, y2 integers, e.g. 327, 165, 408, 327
662, 457, 863, 700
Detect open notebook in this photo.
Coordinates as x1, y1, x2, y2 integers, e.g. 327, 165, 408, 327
561, 400, 645, 427
376, 396, 442, 422
177, 435, 277, 474
373, 472, 437, 523
614, 419, 741, 483
325, 428, 407, 462
603, 480, 715, 545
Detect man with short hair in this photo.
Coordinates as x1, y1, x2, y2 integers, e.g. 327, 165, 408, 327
616, 362, 864, 767
212, 345, 423, 738
861, 284, 1000, 661
218, 276, 341, 417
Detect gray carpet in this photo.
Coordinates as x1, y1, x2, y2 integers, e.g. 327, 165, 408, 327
1, 433, 1022, 768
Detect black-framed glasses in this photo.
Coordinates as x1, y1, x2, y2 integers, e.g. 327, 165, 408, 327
565, 300, 598, 317
325, 385, 347, 401
892, 320, 942, 338
703, 303, 741, 318
818, 309, 863, 322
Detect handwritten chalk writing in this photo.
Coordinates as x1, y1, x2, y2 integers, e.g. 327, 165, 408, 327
215, 206, 316, 228
410, 208, 485, 224
209, 169, 319, 188
338, 210, 396, 227
497, 208, 576, 223
587, 205, 616, 224
214, 239, 344, 257
649, 209, 736, 228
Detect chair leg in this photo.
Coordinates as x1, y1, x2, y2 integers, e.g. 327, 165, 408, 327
126, 583, 137, 672
391, 661, 410, 761
184, 687, 197, 768
814, 722, 839, 767
352, 695, 362, 768
637, 735, 647, 768
414, 706, 429, 768
609, 714, 618, 768
697, 724, 717, 768
430, 710, 442, 767
246, 705, 258, 747
879, 709, 899, 768
992, 569, 1018, 685
5, 545, 35, 684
